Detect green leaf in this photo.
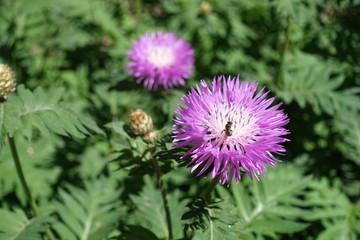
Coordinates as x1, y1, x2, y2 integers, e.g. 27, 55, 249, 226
251, 218, 308, 234
52, 176, 123, 240
0, 135, 61, 202
334, 109, 360, 166
4, 85, 103, 139
218, 164, 312, 239
183, 198, 241, 240
276, 51, 360, 115
76, 142, 109, 179
130, 175, 188, 240
272, 0, 301, 23
119, 225, 160, 240
0, 208, 49, 240
0, 104, 6, 159
305, 178, 360, 240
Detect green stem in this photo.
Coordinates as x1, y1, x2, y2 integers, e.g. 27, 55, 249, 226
201, 176, 219, 203
151, 149, 173, 240
8, 134, 56, 240
135, 0, 142, 19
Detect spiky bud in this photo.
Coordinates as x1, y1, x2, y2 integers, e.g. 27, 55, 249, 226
0, 64, 16, 99
129, 109, 154, 136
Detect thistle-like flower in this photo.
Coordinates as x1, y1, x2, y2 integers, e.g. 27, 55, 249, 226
0, 64, 16, 100
127, 32, 194, 90
172, 76, 290, 186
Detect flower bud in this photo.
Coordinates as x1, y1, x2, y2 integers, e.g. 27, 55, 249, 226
129, 109, 153, 136
200, 1, 212, 15
0, 64, 16, 99
142, 129, 157, 144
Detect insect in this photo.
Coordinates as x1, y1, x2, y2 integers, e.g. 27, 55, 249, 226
223, 121, 233, 136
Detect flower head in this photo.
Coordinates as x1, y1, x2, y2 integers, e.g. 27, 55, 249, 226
127, 32, 194, 90
172, 76, 290, 186
0, 64, 16, 99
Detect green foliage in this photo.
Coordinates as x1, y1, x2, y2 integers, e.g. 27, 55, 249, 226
216, 165, 311, 239
0, 208, 50, 240
0, 135, 61, 203
0, 0, 359, 239
305, 178, 360, 240
129, 175, 187, 239
3, 85, 103, 140
334, 108, 360, 166
52, 177, 123, 240
276, 51, 360, 115
183, 198, 241, 240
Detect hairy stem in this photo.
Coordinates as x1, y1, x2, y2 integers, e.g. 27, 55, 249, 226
8, 134, 56, 240
151, 148, 173, 240
201, 176, 219, 203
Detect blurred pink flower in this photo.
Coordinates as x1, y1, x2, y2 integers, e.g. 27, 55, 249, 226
127, 32, 194, 90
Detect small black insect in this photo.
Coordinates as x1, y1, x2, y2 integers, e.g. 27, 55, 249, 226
223, 121, 233, 136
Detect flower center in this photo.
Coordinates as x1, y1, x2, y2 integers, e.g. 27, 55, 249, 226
147, 46, 174, 68
203, 103, 259, 152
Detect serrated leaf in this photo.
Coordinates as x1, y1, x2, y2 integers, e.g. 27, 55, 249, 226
184, 198, 240, 240
276, 51, 360, 115
224, 164, 312, 239
251, 218, 308, 234
4, 85, 103, 139
52, 176, 123, 240
0, 135, 61, 202
130, 175, 187, 239
0, 208, 49, 240
334, 109, 360, 166
317, 222, 355, 240
119, 225, 160, 240
305, 178, 360, 239
272, 0, 301, 23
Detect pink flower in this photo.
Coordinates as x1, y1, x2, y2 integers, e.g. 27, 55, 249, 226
172, 76, 290, 186
127, 32, 194, 90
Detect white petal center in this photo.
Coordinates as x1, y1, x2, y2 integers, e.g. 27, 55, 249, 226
147, 46, 174, 68
205, 103, 258, 145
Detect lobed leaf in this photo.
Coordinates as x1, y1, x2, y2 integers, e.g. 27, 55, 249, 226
52, 176, 123, 240
4, 85, 103, 140
130, 175, 188, 240
0, 135, 61, 202
334, 108, 360, 166
304, 178, 360, 239
276, 51, 360, 115
215, 164, 312, 239
0, 208, 50, 240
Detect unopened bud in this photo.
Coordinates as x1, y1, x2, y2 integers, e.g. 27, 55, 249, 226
0, 64, 16, 99
129, 109, 153, 136
142, 129, 157, 144
200, 1, 212, 15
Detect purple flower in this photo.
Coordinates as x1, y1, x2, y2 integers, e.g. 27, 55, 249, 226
127, 32, 194, 90
172, 76, 290, 186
